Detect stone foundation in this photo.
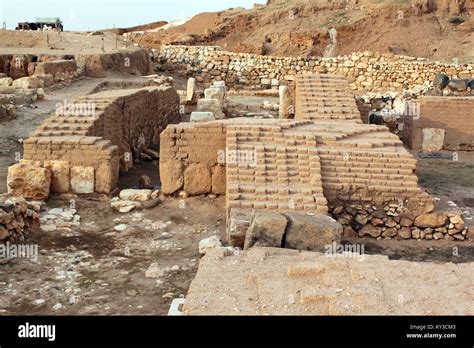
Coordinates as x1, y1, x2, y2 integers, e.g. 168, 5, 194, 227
331, 204, 469, 241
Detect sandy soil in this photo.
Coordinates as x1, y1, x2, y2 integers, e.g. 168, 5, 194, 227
0, 195, 226, 315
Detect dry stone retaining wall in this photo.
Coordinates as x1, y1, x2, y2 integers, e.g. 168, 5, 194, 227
158, 46, 473, 92
0, 197, 40, 243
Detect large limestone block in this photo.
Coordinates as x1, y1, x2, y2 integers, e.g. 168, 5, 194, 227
0, 77, 13, 86
70, 166, 95, 194
190, 112, 215, 123
197, 99, 224, 119
35, 74, 54, 87
33, 60, 77, 80
204, 87, 225, 102
44, 160, 70, 193
159, 160, 184, 195
7, 163, 51, 200
422, 128, 445, 152
95, 158, 119, 194
11, 76, 43, 89
244, 211, 288, 250
212, 81, 227, 93
211, 165, 226, 194
184, 163, 211, 195
284, 213, 342, 251
227, 209, 251, 248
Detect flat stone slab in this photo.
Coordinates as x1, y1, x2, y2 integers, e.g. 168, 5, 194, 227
190, 111, 215, 123
183, 247, 474, 315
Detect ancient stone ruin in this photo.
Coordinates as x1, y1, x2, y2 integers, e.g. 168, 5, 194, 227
8, 86, 179, 198
1, 10, 473, 318
160, 73, 469, 248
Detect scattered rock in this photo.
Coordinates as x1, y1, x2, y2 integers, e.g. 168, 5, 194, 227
119, 189, 152, 202
199, 235, 222, 255
138, 175, 153, 190
114, 224, 128, 232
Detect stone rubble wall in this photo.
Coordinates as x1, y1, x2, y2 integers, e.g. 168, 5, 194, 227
0, 197, 40, 243
332, 204, 470, 241
8, 86, 179, 197
157, 45, 473, 92
403, 96, 474, 151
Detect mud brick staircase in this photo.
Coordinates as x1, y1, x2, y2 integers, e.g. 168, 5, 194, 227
295, 73, 362, 122
226, 120, 328, 215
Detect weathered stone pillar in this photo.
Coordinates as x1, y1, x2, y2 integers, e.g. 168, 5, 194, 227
186, 77, 196, 102
279, 85, 293, 119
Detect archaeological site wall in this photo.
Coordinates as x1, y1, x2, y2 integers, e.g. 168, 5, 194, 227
0, 48, 151, 86
8, 86, 179, 197
160, 122, 227, 195
158, 46, 473, 92
0, 198, 40, 243
159, 73, 470, 243
403, 96, 474, 151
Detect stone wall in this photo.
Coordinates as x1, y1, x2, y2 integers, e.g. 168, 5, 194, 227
8, 86, 179, 197
158, 45, 473, 92
403, 96, 474, 151
0, 197, 40, 243
159, 122, 227, 195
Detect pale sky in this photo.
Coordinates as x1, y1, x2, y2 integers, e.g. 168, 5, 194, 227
0, 0, 266, 31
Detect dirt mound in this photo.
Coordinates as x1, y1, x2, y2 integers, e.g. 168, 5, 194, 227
133, 0, 473, 63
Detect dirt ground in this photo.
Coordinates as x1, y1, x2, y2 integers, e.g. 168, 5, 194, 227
0, 73, 473, 316
133, 0, 474, 63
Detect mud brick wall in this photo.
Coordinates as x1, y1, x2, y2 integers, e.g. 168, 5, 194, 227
21, 86, 179, 194
0, 48, 151, 81
403, 96, 474, 151
33, 60, 77, 81
160, 121, 227, 195
158, 46, 473, 93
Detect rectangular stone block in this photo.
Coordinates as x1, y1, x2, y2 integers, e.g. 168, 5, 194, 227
70, 166, 94, 194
